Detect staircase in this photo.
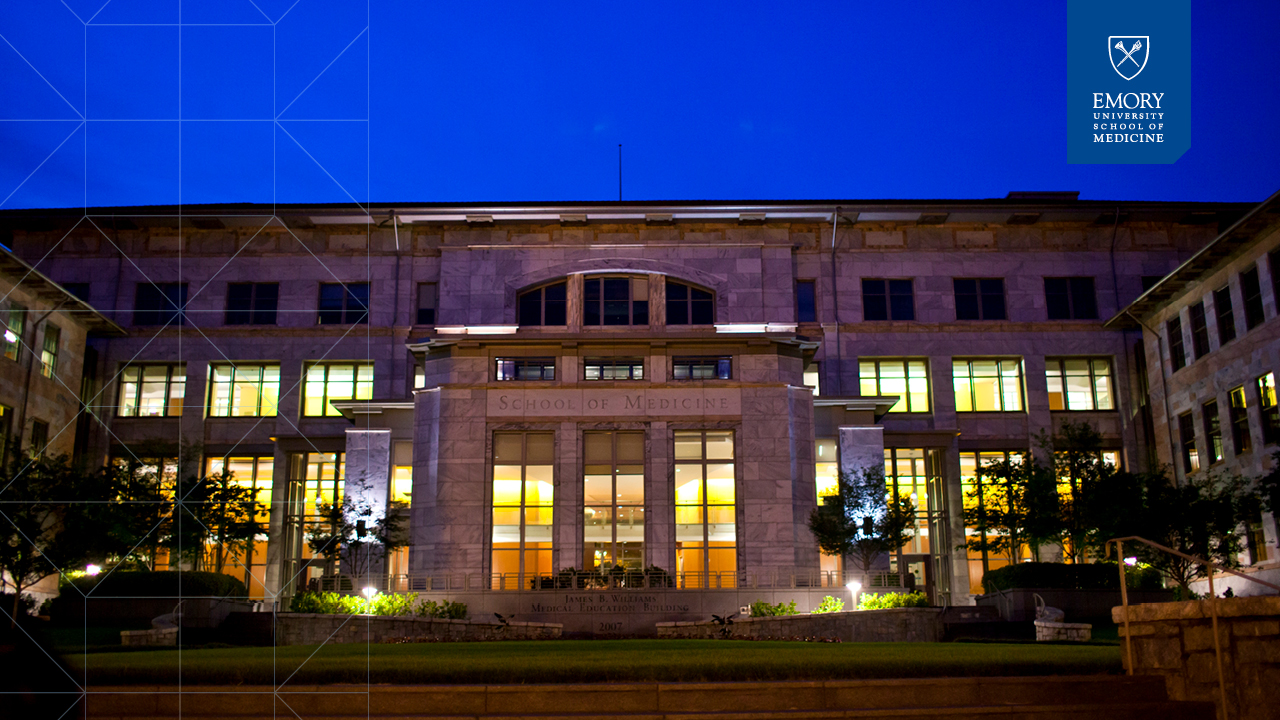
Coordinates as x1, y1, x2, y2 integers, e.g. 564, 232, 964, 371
80, 676, 1213, 719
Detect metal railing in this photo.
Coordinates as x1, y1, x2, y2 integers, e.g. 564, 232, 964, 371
1107, 536, 1280, 720
314, 570, 915, 594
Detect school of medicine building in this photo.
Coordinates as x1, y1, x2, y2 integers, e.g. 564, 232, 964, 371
3, 191, 1278, 606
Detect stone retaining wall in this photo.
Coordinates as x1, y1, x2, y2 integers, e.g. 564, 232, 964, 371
1113, 595, 1280, 720
275, 614, 561, 645
656, 608, 942, 641
120, 627, 178, 646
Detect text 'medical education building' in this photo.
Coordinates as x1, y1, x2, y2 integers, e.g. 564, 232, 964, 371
4, 192, 1278, 606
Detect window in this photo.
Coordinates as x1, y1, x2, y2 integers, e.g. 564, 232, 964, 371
416, 282, 438, 325
961, 450, 1028, 594
302, 363, 373, 416
665, 280, 712, 325
1228, 386, 1251, 456
672, 356, 732, 381
491, 432, 554, 588
1203, 401, 1224, 465
518, 281, 566, 326
1211, 286, 1236, 346
1167, 316, 1186, 371
674, 430, 736, 586
317, 283, 369, 325
39, 324, 59, 378
885, 448, 933, 557
953, 359, 1024, 412
585, 276, 648, 326
392, 441, 413, 505
863, 279, 914, 321
584, 357, 644, 381
954, 278, 1006, 320
1188, 302, 1210, 359
1046, 358, 1114, 411
61, 283, 89, 301
3, 303, 24, 361
1241, 267, 1265, 330
205, 456, 274, 598
30, 420, 48, 455
118, 364, 186, 417
1258, 373, 1279, 445
134, 283, 187, 326
413, 364, 425, 390
1044, 277, 1098, 320
803, 362, 820, 393
815, 438, 838, 502
208, 364, 281, 417
584, 431, 645, 572
225, 283, 278, 325
795, 280, 816, 323
283, 452, 344, 594
1272, 248, 1280, 313
859, 358, 930, 412
1178, 412, 1199, 474
495, 357, 555, 381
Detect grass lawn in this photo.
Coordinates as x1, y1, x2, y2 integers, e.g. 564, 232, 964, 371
66, 640, 1123, 685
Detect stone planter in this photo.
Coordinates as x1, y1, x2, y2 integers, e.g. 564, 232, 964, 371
1033, 620, 1091, 642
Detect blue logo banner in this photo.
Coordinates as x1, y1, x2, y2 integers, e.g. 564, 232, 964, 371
1068, 0, 1190, 164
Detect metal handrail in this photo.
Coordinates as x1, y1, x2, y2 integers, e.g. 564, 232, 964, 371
1107, 535, 1280, 720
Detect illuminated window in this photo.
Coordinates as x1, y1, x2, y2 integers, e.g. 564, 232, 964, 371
205, 456, 274, 599
413, 364, 425, 389
815, 438, 838, 502
1228, 386, 1250, 456
885, 448, 931, 556
495, 357, 555, 381
1178, 412, 1199, 474
392, 441, 413, 505
302, 363, 373, 417
208, 364, 280, 417
674, 430, 736, 586
953, 358, 1023, 412
860, 358, 930, 412
491, 433, 554, 588
585, 276, 648, 326
517, 281, 566, 326
583, 432, 645, 572
118, 364, 186, 417
960, 450, 1028, 595
672, 356, 731, 380
803, 362, 820, 393
39, 324, 59, 378
3, 303, 24, 361
317, 283, 369, 325
1167, 316, 1187, 371
666, 280, 713, 325
1258, 373, 1279, 445
284, 452, 344, 593
1045, 358, 1114, 411
1203, 400, 1224, 465
584, 357, 644, 381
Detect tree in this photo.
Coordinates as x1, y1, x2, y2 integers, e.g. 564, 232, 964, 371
306, 475, 407, 586
0, 453, 110, 627
808, 464, 915, 586
960, 452, 1059, 563
1139, 469, 1254, 593
166, 467, 265, 574
1257, 450, 1280, 520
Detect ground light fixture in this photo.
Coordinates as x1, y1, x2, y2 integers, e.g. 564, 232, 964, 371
85, 564, 101, 576
846, 580, 862, 608
362, 586, 378, 599
1124, 557, 1138, 566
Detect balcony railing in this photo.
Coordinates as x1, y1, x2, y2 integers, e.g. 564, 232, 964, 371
313, 570, 915, 594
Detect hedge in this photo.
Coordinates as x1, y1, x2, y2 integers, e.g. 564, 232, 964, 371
980, 562, 1164, 594
63, 571, 249, 599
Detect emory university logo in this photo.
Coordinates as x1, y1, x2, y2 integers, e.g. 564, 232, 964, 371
1109, 36, 1149, 80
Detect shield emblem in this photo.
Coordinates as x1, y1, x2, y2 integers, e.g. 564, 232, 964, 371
1109, 36, 1149, 80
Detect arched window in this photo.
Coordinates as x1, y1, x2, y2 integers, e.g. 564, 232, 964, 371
666, 280, 714, 325
584, 276, 649, 326
518, 281, 567, 326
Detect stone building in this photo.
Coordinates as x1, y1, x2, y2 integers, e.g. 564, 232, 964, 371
1110, 189, 1280, 594
2, 192, 1275, 607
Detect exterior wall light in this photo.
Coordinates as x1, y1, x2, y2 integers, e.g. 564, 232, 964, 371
85, 564, 101, 576
1124, 557, 1138, 566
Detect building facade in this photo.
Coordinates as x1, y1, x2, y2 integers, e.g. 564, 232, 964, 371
3, 194, 1275, 606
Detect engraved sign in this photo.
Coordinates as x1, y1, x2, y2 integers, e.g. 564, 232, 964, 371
487, 388, 741, 417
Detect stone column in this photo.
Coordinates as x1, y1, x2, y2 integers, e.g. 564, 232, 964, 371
649, 273, 666, 326
555, 422, 581, 572
567, 274, 585, 331
343, 428, 392, 584
647, 421, 674, 574
837, 425, 884, 474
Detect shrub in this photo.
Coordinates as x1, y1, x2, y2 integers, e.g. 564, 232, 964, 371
857, 591, 930, 610
368, 592, 419, 616
811, 596, 845, 614
749, 600, 798, 617
418, 600, 468, 619
980, 562, 1164, 594
290, 591, 363, 614
64, 571, 248, 599
289, 591, 468, 619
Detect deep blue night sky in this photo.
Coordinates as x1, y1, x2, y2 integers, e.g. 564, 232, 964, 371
2, 1, 1278, 209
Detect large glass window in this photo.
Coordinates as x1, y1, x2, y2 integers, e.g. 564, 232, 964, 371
953, 359, 1023, 412
392, 441, 413, 505
225, 283, 278, 326
886, 448, 931, 557
1044, 277, 1098, 320
666, 280, 713, 325
954, 278, 1006, 320
859, 358, 929, 413
39, 324, 59, 378
3, 303, 25, 361
584, 431, 645, 572
584, 357, 644, 381
672, 356, 731, 381
1228, 386, 1251, 456
585, 276, 648, 326
302, 363, 373, 417
1045, 358, 1114, 411
205, 456, 274, 599
118, 364, 186, 417
863, 279, 914, 321
1259, 373, 1279, 446
491, 432, 554, 589
208, 364, 281, 417
960, 450, 1028, 595
495, 357, 555, 381
674, 430, 735, 587
517, 281, 566, 326
317, 283, 369, 325
134, 283, 187, 326
283, 452, 343, 593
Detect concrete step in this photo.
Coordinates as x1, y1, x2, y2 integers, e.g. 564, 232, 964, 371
74, 676, 1213, 718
